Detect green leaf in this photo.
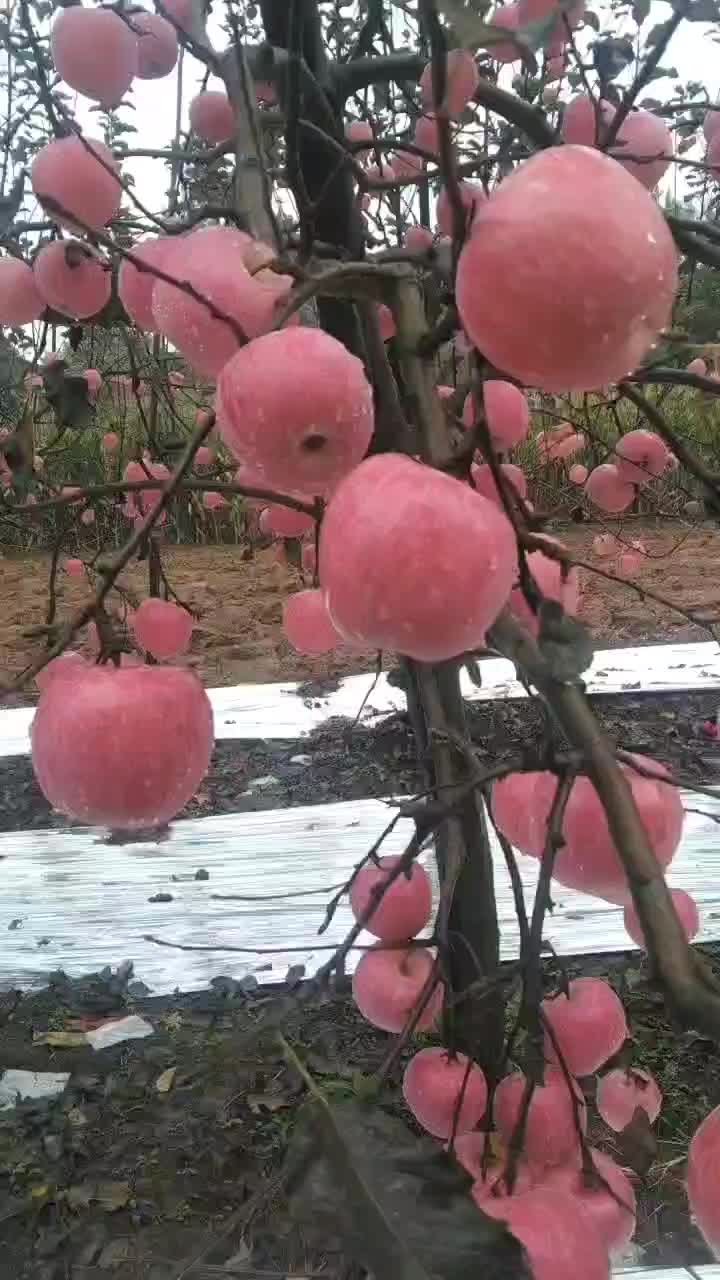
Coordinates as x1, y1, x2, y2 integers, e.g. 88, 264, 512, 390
632, 0, 651, 24
537, 601, 594, 681
592, 35, 635, 80
434, 0, 493, 44
0, 173, 25, 236
645, 19, 671, 45
351, 1070, 381, 1101
285, 1098, 530, 1280
434, 0, 536, 64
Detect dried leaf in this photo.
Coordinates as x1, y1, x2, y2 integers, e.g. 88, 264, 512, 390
246, 1090, 293, 1113
614, 1106, 658, 1176
285, 1098, 530, 1280
42, 359, 95, 432
155, 1067, 177, 1093
66, 1181, 131, 1212
32, 1030, 88, 1048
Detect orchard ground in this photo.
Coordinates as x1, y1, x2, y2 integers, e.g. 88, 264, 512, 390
2, 517, 720, 694
3, 520, 720, 1273
1, 937, 720, 1273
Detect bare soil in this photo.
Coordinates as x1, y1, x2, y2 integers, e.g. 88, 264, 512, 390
1, 948, 718, 1278
3, 521, 720, 1276
1, 518, 719, 695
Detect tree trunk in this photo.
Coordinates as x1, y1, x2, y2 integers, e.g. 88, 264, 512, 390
256, 0, 505, 1079
408, 659, 504, 1079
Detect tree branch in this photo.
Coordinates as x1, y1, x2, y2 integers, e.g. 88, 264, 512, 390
489, 610, 720, 1044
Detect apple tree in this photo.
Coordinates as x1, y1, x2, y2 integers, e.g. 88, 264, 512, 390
4, 0, 720, 1273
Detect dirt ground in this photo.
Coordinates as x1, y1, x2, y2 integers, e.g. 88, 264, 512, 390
1, 947, 718, 1277
1, 518, 720, 695
3, 521, 720, 1275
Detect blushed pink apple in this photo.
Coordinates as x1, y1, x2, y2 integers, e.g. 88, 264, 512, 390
405, 225, 434, 252
494, 1067, 586, 1169
352, 944, 442, 1033
597, 1067, 662, 1132
34, 241, 111, 320
283, 588, 345, 655
403, 1047, 487, 1138
84, 368, 102, 396
509, 540, 580, 636
420, 49, 479, 117
32, 136, 121, 232
623, 887, 699, 947
35, 651, 88, 693
489, 3, 522, 62
611, 109, 673, 190
31, 664, 213, 830
392, 150, 424, 180
561, 95, 614, 146
349, 854, 433, 942
480, 1188, 610, 1280
152, 226, 294, 377
614, 429, 670, 485
436, 181, 485, 238
216, 327, 373, 496
687, 1105, 720, 1256
346, 119, 374, 153
553, 754, 684, 903
0, 257, 45, 325
471, 461, 527, 506
539, 432, 585, 462
491, 769, 559, 857
569, 464, 588, 485
189, 90, 234, 143
542, 977, 628, 1077
131, 598, 193, 659
203, 491, 227, 511
133, 10, 178, 78
541, 1148, 636, 1259
118, 236, 171, 332
320, 454, 516, 660
414, 113, 441, 155
456, 146, 678, 392
484, 380, 529, 450
51, 5, 137, 106
519, 0, 584, 40
585, 464, 635, 513
704, 109, 720, 145
259, 504, 315, 538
